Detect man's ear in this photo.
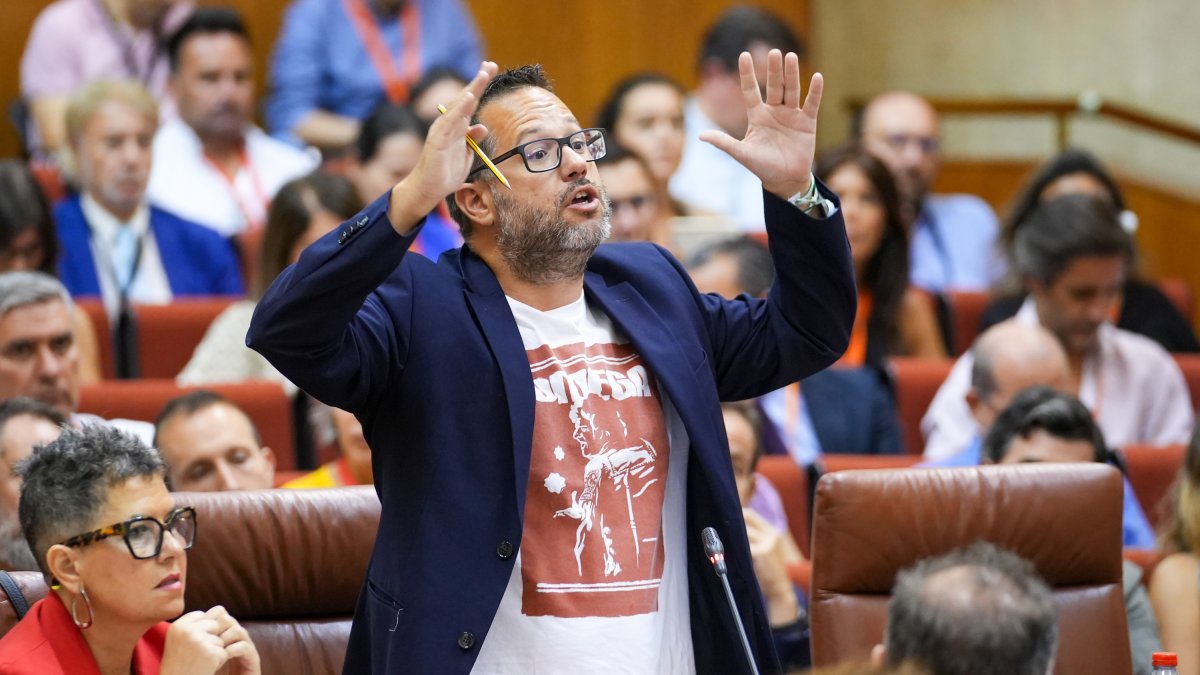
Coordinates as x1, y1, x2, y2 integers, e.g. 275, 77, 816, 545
46, 544, 83, 593
870, 643, 887, 668
454, 183, 495, 230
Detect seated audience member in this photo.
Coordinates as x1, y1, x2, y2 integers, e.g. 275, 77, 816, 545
595, 144, 672, 248
179, 172, 359, 391
670, 6, 803, 231
690, 237, 905, 460
874, 542, 1056, 675
1150, 426, 1200, 675
923, 321, 1071, 465
153, 390, 276, 492
0, 398, 65, 571
347, 104, 459, 257
283, 408, 372, 488
594, 73, 690, 217
921, 195, 1193, 460
980, 386, 1162, 673
0, 426, 260, 673
0, 271, 151, 442
407, 67, 468, 126
982, 148, 1200, 353
815, 143, 946, 365
722, 401, 807, 670
0, 160, 101, 383
149, 7, 317, 236
266, 0, 482, 151
56, 80, 244, 315
18, 0, 192, 157
857, 92, 1002, 292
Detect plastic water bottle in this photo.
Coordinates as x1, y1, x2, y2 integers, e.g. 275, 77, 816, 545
1153, 652, 1179, 674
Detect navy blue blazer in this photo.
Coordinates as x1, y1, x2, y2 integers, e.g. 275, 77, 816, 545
247, 186, 855, 674
55, 195, 244, 299
803, 367, 906, 455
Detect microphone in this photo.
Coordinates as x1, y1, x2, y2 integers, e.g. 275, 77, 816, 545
701, 527, 760, 675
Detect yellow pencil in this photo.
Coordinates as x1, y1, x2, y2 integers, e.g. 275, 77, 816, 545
438, 104, 511, 190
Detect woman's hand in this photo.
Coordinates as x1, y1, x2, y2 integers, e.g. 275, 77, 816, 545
160, 606, 261, 675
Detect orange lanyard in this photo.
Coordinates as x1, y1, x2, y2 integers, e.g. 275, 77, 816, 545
203, 151, 268, 231
344, 0, 422, 104
836, 290, 872, 367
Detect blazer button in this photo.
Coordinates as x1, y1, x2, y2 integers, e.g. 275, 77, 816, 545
457, 631, 475, 650
497, 541, 514, 559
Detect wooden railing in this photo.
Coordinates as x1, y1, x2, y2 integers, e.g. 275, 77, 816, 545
848, 96, 1200, 150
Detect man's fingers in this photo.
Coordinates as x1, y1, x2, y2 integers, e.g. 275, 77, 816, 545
802, 72, 825, 119
698, 129, 742, 163
447, 61, 498, 121
737, 51, 762, 110
783, 52, 802, 109
764, 49, 784, 105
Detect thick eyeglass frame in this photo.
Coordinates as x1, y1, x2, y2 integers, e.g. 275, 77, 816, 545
60, 506, 197, 560
466, 128, 607, 179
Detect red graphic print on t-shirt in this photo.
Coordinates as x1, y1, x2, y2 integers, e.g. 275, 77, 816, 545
520, 341, 670, 618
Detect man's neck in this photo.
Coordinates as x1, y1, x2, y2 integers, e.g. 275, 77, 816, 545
202, 136, 247, 176
694, 89, 747, 140
493, 267, 585, 312
1066, 352, 1087, 395
100, 0, 131, 26
87, 191, 140, 224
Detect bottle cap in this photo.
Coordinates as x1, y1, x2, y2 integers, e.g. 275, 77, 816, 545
1153, 652, 1179, 667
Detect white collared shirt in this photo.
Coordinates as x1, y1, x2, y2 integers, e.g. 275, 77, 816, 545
669, 97, 766, 232
921, 298, 1194, 460
80, 193, 172, 316
147, 118, 318, 236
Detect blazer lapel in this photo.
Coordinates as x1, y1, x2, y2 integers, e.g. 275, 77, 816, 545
457, 250, 536, 517
583, 272, 726, 479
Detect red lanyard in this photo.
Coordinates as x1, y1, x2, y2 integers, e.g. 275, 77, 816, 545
344, 0, 422, 104
203, 151, 269, 231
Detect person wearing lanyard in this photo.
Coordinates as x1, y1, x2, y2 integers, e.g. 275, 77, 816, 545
857, 90, 1003, 293
19, 0, 192, 158
147, 8, 317, 237
266, 0, 483, 152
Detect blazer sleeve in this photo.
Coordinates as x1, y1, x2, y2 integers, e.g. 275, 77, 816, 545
694, 185, 857, 401
246, 192, 421, 412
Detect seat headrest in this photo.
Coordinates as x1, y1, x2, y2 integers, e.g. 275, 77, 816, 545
811, 463, 1124, 593
178, 487, 380, 619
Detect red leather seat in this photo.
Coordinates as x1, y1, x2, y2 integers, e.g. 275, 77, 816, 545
887, 357, 955, 455
1122, 443, 1186, 530
133, 299, 238, 379
943, 290, 991, 356
78, 380, 297, 470
809, 463, 1131, 674
1172, 353, 1200, 412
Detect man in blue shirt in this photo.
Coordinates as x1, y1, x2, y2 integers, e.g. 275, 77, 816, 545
266, 0, 482, 151
858, 91, 1002, 292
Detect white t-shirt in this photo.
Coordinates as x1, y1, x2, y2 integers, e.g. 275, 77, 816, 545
471, 293, 695, 674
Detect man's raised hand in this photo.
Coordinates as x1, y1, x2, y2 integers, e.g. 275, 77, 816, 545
389, 61, 499, 232
699, 50, 823, 200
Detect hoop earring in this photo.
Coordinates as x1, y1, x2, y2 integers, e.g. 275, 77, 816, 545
71, 587, 94, 629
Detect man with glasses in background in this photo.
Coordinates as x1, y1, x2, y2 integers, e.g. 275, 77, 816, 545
250, 52, 853, 674
857, 91, 1003, 292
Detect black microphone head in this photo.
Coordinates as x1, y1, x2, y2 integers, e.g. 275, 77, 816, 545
702, 527, 724, 557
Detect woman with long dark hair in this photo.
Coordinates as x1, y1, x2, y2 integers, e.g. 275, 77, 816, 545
815, 144, 946, 365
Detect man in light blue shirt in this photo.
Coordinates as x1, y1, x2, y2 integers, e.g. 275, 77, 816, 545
859, 91, 1003, 291
266, 0, 482, 151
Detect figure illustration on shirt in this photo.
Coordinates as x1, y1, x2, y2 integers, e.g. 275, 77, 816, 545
522, 341, 671, 618
553, 405, 659, 578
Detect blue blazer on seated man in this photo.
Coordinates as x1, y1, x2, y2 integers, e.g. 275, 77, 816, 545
55, 194, 244, 303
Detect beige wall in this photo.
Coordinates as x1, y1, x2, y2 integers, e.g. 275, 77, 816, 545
812, 0, 1200, 197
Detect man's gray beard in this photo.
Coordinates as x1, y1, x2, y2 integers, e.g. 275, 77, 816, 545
492, 184, 612, 286
0, 514, 38, 572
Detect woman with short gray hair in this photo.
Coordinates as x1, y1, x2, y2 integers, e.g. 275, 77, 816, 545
0, 425, 260, 674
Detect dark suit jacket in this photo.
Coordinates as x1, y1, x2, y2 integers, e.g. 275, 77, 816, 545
55, 195, 244, 299
804, 366, 905, 455
247, 186, 855, 674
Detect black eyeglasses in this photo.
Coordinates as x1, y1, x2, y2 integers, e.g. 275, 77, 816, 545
61, 507, 197, 560
467, 128, 607, 178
